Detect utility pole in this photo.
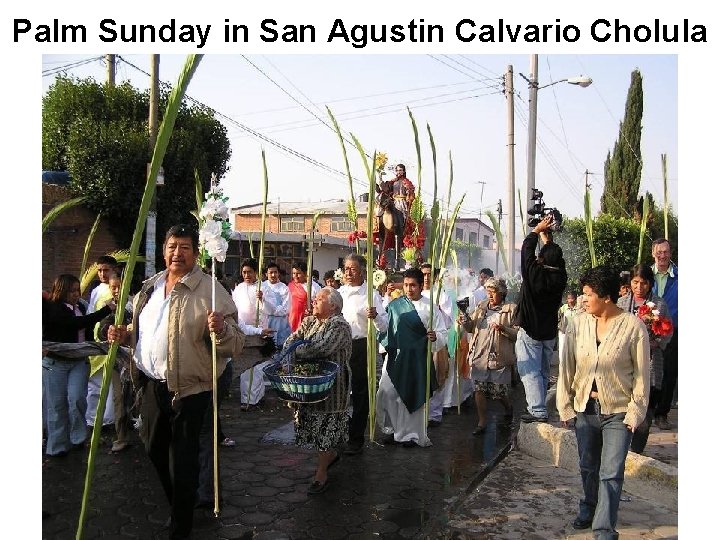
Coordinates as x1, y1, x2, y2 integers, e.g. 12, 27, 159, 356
504, 65, 516, 275
145, 55, 160, 277
105, 55, 116, 87
525, 54, 539, 233
495, 199, 503, 273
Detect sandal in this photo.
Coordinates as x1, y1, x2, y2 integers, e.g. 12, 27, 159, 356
307, 479, 329, 495
472, 425, 487, 436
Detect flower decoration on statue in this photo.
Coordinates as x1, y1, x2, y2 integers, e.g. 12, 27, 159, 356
636, 302, 673, 339
374, 152, 389, 175
199, 175, 232, 263
347, 230, 367, 245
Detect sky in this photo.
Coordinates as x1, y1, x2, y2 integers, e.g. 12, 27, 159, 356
41, 54, 678, 234
5, 0, 717, 535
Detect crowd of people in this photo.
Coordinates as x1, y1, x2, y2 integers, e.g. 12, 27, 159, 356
42, 218, 678, 539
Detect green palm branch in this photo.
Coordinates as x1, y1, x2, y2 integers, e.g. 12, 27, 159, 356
79, 213, 102, 279
42, 196, 88, 234
79, 249, 146, 295
637, 194, 650, 264
584, 186, 597, 267
486, 211, 508, 273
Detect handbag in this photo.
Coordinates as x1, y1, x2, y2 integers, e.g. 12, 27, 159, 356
486, 327, 501, 370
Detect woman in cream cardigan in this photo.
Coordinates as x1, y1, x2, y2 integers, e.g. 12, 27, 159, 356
556, 266, 650, 539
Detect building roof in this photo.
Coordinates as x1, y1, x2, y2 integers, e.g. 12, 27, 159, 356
232, 199, 369, 216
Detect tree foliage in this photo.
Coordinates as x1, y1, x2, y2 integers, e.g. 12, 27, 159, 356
601, 69, 644, 218
42, 76, 232, 268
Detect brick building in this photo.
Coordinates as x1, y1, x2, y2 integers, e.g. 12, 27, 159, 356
42, 176, 120, 293
229, 199, 367, 280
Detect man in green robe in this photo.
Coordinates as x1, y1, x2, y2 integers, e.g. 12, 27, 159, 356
376, 267, 448, 447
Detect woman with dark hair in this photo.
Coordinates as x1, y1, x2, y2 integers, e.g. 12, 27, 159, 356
42, 274, 115, 457
288, 261, 321, 333
556, 266, 650, 538
617, 263, 673, 454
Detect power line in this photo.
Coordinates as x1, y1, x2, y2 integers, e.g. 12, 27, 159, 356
42, 56, 105, 77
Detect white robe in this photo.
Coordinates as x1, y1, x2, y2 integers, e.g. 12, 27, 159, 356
376, 296, 447, 447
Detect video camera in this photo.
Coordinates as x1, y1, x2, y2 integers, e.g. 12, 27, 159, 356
527, 188, 563, 232
456, 297, 470, 316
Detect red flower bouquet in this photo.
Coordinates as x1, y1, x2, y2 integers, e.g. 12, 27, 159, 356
637, 302, 673, 339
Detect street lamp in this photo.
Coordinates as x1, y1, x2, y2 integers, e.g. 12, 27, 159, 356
521, 55, 592, 231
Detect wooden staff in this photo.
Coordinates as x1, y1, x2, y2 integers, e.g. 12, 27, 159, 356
246, 151, 269, 408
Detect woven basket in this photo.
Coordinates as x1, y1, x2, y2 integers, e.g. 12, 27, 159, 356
263, 359, 339, 403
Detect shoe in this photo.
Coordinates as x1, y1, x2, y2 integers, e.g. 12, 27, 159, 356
655, 416, 672, 430
47, 450, 69, 458
343, 443, 364, 456
381, 434, 396, 445
472, 425, 487, 436
220, 437, 236, 447
307, 480, 329, 495
327, 451, 341, 470
427, 419, 441, 428
520, 413, 548, 424
110, 441, 129, 453
401, 440, 418, 448
572, 516, 593, 530
72, 442, 86, 451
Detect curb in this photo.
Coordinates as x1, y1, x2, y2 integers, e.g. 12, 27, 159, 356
516, 422, 677, 511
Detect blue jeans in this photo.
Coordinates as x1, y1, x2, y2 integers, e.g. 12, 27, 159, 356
575, 404, 632, 540
515, 328, 554, 418
42, 356, 90, 455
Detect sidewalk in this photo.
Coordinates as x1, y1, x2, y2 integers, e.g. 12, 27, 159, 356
440, 405, 678, 539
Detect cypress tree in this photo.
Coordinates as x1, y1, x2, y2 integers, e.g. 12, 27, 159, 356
600, 69, 644, 218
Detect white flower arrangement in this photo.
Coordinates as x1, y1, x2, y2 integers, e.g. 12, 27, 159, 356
372, 268, 387, 289
199, 177, 232, 263
334, 268, 344, 282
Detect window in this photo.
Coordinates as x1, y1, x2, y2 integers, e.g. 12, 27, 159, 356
455, 227, 464, 241
483, 235, 491, 248
330, 217, 354, 232
468, 231, 478, 245
280, 216, 305, 232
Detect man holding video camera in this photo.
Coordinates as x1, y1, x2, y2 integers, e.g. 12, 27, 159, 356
514, 214, 567, 423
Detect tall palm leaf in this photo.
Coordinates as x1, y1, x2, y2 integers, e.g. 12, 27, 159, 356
662, 153, 669, 239
486, 211, 508, 273
79, 212, 102, 279
76, 54, 203, 540
42, 196, 88, 234
79, 249, 145, 295
584, 185, 597, 267
637, 194, 650, 264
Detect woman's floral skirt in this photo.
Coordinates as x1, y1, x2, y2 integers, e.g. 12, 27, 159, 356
294, 407, 349, 451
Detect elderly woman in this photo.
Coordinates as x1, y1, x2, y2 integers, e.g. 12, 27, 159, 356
283, 286, 352, 494
460, 278, 518, 435
557, 266, 650, 538
617, 263, 673, 454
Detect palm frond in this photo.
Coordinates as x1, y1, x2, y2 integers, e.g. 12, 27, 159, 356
80, 213, 102, 279
80, 249, 145, 295
42, 196, 88, 234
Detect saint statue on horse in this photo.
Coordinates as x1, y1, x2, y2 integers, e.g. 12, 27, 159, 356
375, 163, 418, 270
